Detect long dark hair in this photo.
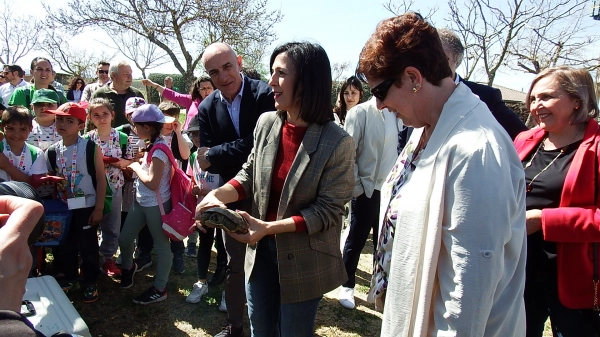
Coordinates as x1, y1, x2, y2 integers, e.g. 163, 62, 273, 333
68, 77, 86, 91
333, 76, 364, 123
269, 42, 332, 125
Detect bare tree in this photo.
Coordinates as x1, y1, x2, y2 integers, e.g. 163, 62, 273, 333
508, 0, 598, 74
43, 0, 282, 87
384, 0, 439, 21
447, 0, 590, 86
39, 28, 114, 79
103, 31, 169, 79
331, 61, 351, 84
0, 0, 43, 64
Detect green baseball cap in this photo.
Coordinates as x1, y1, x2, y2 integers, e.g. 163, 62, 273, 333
31, 89, 60, 105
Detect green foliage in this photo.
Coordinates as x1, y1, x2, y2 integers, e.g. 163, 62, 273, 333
146, 73, 188, 104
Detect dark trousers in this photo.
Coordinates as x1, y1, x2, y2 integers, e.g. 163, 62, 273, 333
525, 260, 600, 337
342, 190, 380, 288
55, 207, 99, 284
197, 227, 227, 279
137, 224, 184, 257
224, 230, 247, 328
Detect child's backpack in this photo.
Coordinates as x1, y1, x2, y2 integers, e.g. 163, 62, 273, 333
146, 143, 196, 241
47, 139, 113, 215
0, 141, 39, 164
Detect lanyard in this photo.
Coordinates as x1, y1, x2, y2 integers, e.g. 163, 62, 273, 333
5, 140, 26, 172
92, 129, 116, 157
60, 138, 79, 195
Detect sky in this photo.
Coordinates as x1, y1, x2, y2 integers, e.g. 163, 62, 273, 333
9, 0, 598, 92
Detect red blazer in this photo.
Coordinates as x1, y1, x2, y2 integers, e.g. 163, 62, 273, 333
514, 118, 600, 309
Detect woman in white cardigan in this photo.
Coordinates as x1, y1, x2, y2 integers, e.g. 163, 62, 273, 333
357, 13, 527, 336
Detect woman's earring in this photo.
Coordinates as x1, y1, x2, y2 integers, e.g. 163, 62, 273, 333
412, 87, 418, 93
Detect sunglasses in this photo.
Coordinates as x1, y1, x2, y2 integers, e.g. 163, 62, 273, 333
371, 78, 396, 101
98, 70, 109, 74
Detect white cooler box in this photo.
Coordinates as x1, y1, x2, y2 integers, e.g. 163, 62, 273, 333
23, 275, 91, 337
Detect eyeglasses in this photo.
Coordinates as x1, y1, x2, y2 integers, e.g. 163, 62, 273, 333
371, 78, 396, 101
98, 70, 109, 74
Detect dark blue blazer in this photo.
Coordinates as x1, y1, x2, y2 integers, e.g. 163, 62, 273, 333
461, 78, 528, 140
197, 76, 275, 182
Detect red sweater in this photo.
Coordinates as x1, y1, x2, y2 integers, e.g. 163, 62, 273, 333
514, 118, 600, 309
230, 121, 307, 232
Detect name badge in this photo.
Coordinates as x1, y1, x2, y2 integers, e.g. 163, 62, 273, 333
39, 141, 52, 151
67, 197, 86, 210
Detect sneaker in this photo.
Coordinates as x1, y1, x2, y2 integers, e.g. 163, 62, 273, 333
185, 245, 197, 257
208, 267, 226, 286
101, 259, 121, 277
213, 324, 243, 337
83, 284, 99, 303
59, 280, 79, 293
338, 286, 355, 309
133, 286, 167, 305
172, 255, 185, 274
120, 263, 138, 289
218, 290, 227, 313
135, 255, 152, 271
186, 281, 208, 303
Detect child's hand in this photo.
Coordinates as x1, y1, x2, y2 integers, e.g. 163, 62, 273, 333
173, 120, 182, 134
111, 159, 133, 170
88, 208, 103, 226
128, 161, 142, 173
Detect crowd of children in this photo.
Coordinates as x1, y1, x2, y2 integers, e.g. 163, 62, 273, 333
0, 92, 221, 306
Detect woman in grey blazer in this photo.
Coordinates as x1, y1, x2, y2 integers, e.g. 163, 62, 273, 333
196, 42, 354, 337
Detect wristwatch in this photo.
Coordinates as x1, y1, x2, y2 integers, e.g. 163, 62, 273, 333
204, 149, 211, 163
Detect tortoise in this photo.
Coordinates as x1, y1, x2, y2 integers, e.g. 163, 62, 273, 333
200, 207, 249, 234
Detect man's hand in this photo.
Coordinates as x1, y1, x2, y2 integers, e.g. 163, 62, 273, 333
197, 147, 211, 170
0, 196, 44, 311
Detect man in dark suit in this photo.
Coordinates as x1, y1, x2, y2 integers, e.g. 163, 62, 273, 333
438, 28, 528, 139
196, 42, 274, 337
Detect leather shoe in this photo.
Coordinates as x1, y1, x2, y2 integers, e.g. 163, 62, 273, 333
208, 267, 226, 286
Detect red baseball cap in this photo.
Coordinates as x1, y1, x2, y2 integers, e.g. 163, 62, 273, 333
44, 102, 88, 123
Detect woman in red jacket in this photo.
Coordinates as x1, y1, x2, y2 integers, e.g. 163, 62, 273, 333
514, 66, 600, 337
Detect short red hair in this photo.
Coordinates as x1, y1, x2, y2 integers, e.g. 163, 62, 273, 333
357, 12, 451, 87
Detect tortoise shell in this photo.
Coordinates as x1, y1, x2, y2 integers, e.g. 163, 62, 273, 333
200, 207, 249, 234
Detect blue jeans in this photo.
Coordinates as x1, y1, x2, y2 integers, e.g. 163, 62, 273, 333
246, 236, 321, 337
525, 260, 600, 337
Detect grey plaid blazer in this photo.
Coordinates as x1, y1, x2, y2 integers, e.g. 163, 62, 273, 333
234, 111, 355, 303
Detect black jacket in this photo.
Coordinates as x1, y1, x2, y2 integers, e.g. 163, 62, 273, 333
197, 75, 275, 182
461, 79, 528, 140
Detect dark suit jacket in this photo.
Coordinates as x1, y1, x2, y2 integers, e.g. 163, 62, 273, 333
461, 79, 528, 140
197, 75, 275, 182
91, 85, 144, 127
235, 111, 354, 303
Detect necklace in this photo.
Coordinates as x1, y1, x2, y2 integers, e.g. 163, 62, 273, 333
525, 138, 568, 193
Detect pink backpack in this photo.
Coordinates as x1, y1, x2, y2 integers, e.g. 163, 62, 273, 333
147, 143, 196, 241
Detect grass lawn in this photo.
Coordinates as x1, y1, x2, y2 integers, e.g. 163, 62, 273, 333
49, 234, 382, 337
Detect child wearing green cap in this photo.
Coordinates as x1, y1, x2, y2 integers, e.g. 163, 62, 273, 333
26, 88, 62, 152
